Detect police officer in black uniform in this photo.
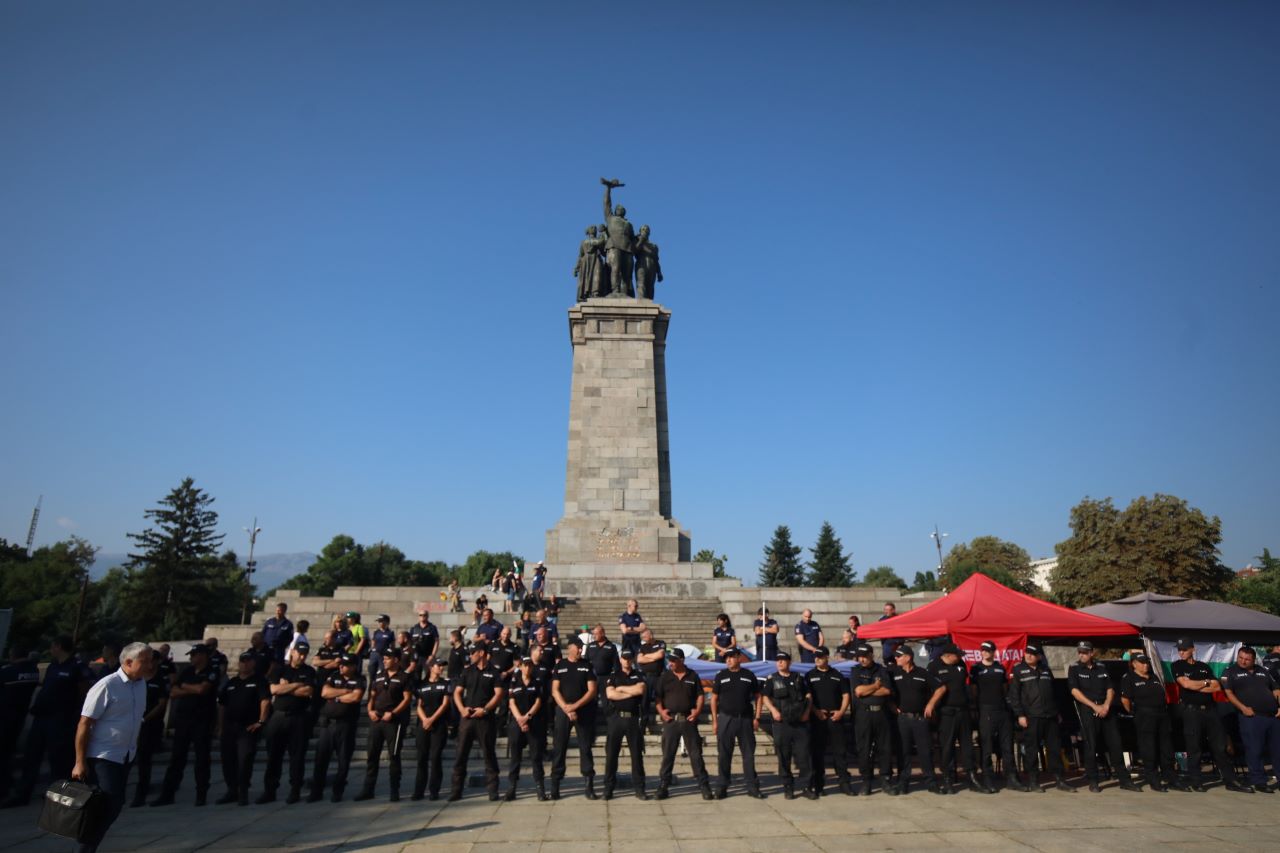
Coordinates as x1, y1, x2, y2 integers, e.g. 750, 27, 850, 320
710, 647, 765, 799
850, 643, 895, 796
889, 645, 945, 795
585, 625, 620, 714
215, 653, 270, 805
126, 651, 170, 807
0, 646, 39, 803
805, 646, 853, 796
449, 643, 506, 801
369, 615, 395, 682
258, 641, 315, 804
4, 636, 90, 807
1221, 645, 1280, 792
969, 641, 1027, 792
411, 658, 451, 800
761, 651, 818, 800
152, 644, 220, 806
1008, 645, 1072, 792
1120, 653, 1190, 792
1170, 638, 1249, 792
1068, 641, 1140, 792
550, 637, 598, 800
309, 631, 340, 741
928, 644, 983, 794
408, 609, 441, 666
603, 648, 649, 800
263, 603, 295, 667
655, 648, 713, 800
505, 656, 548, 801
308, 654, 366, 802
357, 648, 412, 801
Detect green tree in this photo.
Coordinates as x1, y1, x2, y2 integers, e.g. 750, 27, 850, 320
909, 570, 940, 592
693, 549, 732, 579
0, 536, 97, 652
860, 565, 907, 590
1052, 494, 1233, 608
944, 562, 1022, 590
1228, 548, 1280, 616
282, 536, 450, 596
941, 536, 1032, 592
806, 521, 855, 587
452, 550, 525, 588
759, 525, 805, 587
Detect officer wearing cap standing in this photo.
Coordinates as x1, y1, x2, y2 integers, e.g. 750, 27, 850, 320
308, 653, 366, 802
603, 648, 649, 800
505, 655, 548, 800
928, 644, 983, 794
550, 636, 599, 799
215, 653, 270, 806
449, 643, 506, 801
411, 657, 451, 800
805, 646, 853, 796
1120, 652, 1191, 792
850, 643, 895, 795
1170, 638, 1249, 792
761, 650, 818, 799
258, 641, 315, 804
889, 645, 945, 795
152, 644, 219, 806
1068, 641, 1141, 792
1008, 644, 1072, 792
711, 646, 765, 798
969, 640, 1027, 792
369, 615, 395, 682
655, 647, 713, 800
357, 647, 412, 801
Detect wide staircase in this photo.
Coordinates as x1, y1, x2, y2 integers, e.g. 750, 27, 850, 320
555, 597, 724, 651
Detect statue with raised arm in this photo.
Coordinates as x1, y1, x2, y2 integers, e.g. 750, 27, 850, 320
573, 225, 607, 301
633, 225, 663, 300
601, 178, 635, 297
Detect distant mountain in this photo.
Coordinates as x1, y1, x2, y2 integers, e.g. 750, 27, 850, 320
89, 551, 316, 592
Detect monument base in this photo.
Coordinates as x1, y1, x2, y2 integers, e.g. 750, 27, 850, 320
547, 561, 739, 599
545, 515, 690, 566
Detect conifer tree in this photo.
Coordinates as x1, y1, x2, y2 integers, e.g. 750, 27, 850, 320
806, 521, 855, 587
759, 525, 805, 587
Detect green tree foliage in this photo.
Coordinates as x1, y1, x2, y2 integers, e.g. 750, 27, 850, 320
0, 537, 97, 652
941, 535, 1032, 592
693, 549, 732, 579
759, 525, 805, 587
1228, 548, 1280, 616
452, 550, 524, 587
860, 565, 907, 590
282, 535, 453, 596
909, 570, 940, 592
122, 478, 244, 639
806, 521, 855, 587
1052, 494, 1233, 608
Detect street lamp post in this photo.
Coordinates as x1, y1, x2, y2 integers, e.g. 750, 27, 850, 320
241, 519, 261, 625
930, 524, 948, 583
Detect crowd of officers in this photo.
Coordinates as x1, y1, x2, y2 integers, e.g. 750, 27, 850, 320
5, 601, 1280, 811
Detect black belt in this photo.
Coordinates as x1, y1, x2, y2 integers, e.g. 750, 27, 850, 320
1181, 704, 1214, 712
899, 712, 924, 720
721, 713, 754, 719
860, 704, 885, 712
612, 711, 639, 718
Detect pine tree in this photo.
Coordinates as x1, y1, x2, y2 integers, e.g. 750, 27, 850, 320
759, 525, 805, 587
806, 521, 855, 587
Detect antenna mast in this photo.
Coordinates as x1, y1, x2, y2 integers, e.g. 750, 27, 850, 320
25, 496, 42, 555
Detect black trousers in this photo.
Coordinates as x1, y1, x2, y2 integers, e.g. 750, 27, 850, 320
936, 708, 975, 777
76, 757, 128, 853
896, 714, 935, 785
604, 713, 646, 793
1023, 715, 1065, 779
507, 716, 545, 785
0, 711, 27, 799
452, 715, 499, 794
716, 715, 759, 792
262, 713, 308, 794
127, 719, 163, 802
15, 716, 77, 799
364, 717, 408, 794
310, 717, 356, 795
1133, 709, 1178, 785
854, 709, 892, 782
770, 720, 811, 789
161, 719, 213, 797
1178, 704, 1238, 785
1074, 705, 1133, 783
551, 708, 596, 781
219, 725, 260, 795
414, 723, 448, 797
659, 717, 708, 786
809, 717, 850, 791
977, 706, 1016, 776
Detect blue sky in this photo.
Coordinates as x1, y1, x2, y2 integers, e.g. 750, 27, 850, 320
3, 2, 1277, 583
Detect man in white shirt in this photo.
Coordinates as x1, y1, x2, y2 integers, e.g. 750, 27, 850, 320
71, 642, 152, 853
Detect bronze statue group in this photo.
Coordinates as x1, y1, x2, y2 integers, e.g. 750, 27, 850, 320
574, 178, 663, 302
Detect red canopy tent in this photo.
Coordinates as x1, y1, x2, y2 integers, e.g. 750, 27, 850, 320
856, 573, 1139, 668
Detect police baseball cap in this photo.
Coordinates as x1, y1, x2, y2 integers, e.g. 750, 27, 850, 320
619, 649, 635, 659
1024, 645, 1043, 656
1076, 641, 1094, 652
1133, 653, 1151, 663
980, 641, 997, 652
188, 644, 210, 656
345, 611, 360, 619
566, 636, 584, 648
519, 655, 534, 664
377, 614, 390, 623
381, 648, 400, 660
942, 644, 962, 657
432, 657, 448, 667
293, 641, 310, 654
775, 650, 792, 661
855, 643, 874, 657
667, 648, 685, 660
1176, 638, 1195, 651
723, 647, 741, 657
814, 646, 830, 658
893, 645, 913, 659
339, 654, 357, 665
238, 651, 255, 662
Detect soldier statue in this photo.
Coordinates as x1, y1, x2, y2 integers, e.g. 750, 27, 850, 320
633, 225, 663, 300
601, 178, 635, 298
574, 226, 607, 301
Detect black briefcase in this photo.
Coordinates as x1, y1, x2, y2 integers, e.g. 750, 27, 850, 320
37, 779, 107, 842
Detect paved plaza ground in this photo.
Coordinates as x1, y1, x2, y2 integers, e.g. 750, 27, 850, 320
3, 779, 1279, 853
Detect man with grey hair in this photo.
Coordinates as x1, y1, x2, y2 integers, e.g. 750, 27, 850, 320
72, 642, 152, 853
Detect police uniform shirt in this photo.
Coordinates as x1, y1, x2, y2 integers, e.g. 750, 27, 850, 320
1120, 671, 1167, 712
1009, 662, 1056, 717
638, 640, 667, 676
1170, 659, 1215, 708
263, 616, 294, 653
795, 620, 822, 652
157, 658, 177, 684
834, 642, 859, 661
585, 640, 620, 677
607, 669, 645, 714
804, 666, 849, 712
371, 628, 396, 657
371, 671, 411, 717
658, 668, 702, 715
1067, 661, 1114, 705
619, 612, 644, 645
474, 620, 503, 644
447, 646, 467, 681
272, 664, 316, 715
313, 647, 340, 684
0, 659, 39, 722
415, 678, 450, 721
969, 660, 1010, 707
322, 672, 366, 720
248, 649, 273, 678
851, 663, 890, 708
1223, 664, 1280, 714
219, 675, 269, 724
409, 623, 440, 658
531, 660, 555, 698
891, 667, 941, 714
535, 641, 561, 667
143, 671, 167, 714
712, 668, 760, 717
173, 665, 220, 720
764, 671, 809, 723
458, 664, 502, 709
753, 620, 779, 658
490, 641, 519, 676
713, 627, 736, 655
508, 672, 543, 716
333, 629, 353, 651
30, 657, 90, 719
553, 658, 596, 705
927, 659, 970, 709
208, 652, 229, 681
1263, 652, 1280, 682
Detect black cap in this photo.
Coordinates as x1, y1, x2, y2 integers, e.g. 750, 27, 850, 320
432, 657, 448, 667
339, 654, 357, 665
1024, 645, 1043, 657
775, 650, 792, 661
723, 647, 741, 657
566, 636, 584, 648
381, 648, 400, 660
619, 649, 635, 659
667, 648, 685, 660
293, 642, 310, 654
1076, 641, 1094, 652
1176, 638, 1195, 651
519, 655, 534, 665
188, 644, 210, 656
893, 645, 913, 659
1133, 653, 1151, 663
238, 651, 255, 662
854, 643, 874, 657
980, 641, 997, 652
377, 614, 390, 623
942, 644, 962, 657
814, 646, 830, 658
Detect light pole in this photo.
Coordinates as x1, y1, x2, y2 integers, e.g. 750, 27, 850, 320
241, 519, 261, 625
930, 524, 948, 582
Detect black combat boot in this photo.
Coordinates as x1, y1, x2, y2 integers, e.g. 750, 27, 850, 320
215, 790, 238, 805
1054, 774, 1075, 792
700, 780, 714, 801
286, 787, 302, 805
550, 779, 561, 800
536, 780, 549, 801
585, 776, 599, 800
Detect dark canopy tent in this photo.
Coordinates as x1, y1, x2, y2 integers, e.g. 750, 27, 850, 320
1080, 592, 1280, 644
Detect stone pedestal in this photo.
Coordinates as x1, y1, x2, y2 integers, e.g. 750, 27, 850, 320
545, 298, 693, 567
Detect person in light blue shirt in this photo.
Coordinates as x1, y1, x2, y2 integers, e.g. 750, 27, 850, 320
72, 642, 152, 853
